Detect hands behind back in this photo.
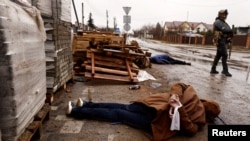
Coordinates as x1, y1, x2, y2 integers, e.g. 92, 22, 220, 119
169, 94, 182, 119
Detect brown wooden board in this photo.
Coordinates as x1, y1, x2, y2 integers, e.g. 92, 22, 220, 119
34, 103, 50, 121
91, 52, 95, 75
84, 60, 139, 73
125, 59, 134, 80
90, 48, 145, 57
18, 103, 50, 141
85, 65, 137, 76
86, 51, 125, 65
18, 121, 42, 141
84, 72, 138, 83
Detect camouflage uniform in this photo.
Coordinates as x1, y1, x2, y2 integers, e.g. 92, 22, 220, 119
211, 9, 233, 76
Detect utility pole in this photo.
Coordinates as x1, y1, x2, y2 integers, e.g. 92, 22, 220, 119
106, 10, 109, 31
113, 17, 117, 29
72, 0, 80, 28
82, 2, 84, 30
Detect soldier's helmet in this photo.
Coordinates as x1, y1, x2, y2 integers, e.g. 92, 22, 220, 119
218, 9, 228, 15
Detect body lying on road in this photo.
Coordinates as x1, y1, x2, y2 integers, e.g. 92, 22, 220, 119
149, 54, 191, 65
65, 82, 220, 141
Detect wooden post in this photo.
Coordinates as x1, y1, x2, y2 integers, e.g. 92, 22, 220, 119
125, 59, 134, 81
85, 66, 137, 76
91, 52, 95, 76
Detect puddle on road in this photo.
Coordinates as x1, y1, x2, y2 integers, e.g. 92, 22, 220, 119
131, 37, 250, 84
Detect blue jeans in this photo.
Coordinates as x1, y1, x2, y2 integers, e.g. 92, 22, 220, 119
70, 102, 156, 133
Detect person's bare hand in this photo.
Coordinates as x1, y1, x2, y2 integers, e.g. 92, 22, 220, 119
168, 94, 182, 119
169, 107, 174, 119
169, 94, 181, 108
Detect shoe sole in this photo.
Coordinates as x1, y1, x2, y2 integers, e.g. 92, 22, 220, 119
221, 73, 232, 77
76, 98, 84, 107
210, 72, 219, 74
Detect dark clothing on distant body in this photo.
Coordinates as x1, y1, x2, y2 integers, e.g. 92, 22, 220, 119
149, 54, 191, 65
211, 16, 233, 76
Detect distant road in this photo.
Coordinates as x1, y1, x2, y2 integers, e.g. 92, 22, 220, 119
128, 37, 250, 83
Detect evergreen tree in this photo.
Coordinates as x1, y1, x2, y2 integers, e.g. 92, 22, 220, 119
87, 12, 95, 29
154, 22, 162, 39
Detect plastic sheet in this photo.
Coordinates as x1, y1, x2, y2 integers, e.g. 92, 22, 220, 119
136, 70, 156, 82
0, 0, 46, 140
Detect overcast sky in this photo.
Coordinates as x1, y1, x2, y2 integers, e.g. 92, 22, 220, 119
71, 0, 250, 32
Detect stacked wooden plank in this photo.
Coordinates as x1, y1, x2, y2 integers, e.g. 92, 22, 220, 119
0, 1, 47, 140
72, 32, 125, 75
72, 32, 125, 52
33, 0, 73, 93
84, 49, 138, 82
82, 33, 151, 83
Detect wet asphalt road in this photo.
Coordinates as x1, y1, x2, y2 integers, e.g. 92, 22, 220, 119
132, 38, 250, 84
130, 37, 250, 125
39, 37, 250, 141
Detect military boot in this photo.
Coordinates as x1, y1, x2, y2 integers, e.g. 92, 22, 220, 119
221, 70, 232, 77
210, 67, 219, 74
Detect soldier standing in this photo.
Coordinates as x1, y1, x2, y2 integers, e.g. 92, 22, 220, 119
210, 9, 233, 77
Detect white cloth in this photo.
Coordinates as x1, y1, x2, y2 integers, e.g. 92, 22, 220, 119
170, 103, 182, 131
137, 70, 156, 82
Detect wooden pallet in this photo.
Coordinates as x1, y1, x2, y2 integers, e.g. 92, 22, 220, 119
72, 32, 151, 82
18, 103, 50, 141
46, 75, 74, 105
45, 92, 54, 105
84, 48, 141, 83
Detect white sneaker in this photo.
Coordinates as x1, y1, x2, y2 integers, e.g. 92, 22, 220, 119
76, 97, 84, 107
66, 101, 72, 114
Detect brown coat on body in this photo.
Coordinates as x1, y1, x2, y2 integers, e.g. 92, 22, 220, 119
134, 83, 206, 141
